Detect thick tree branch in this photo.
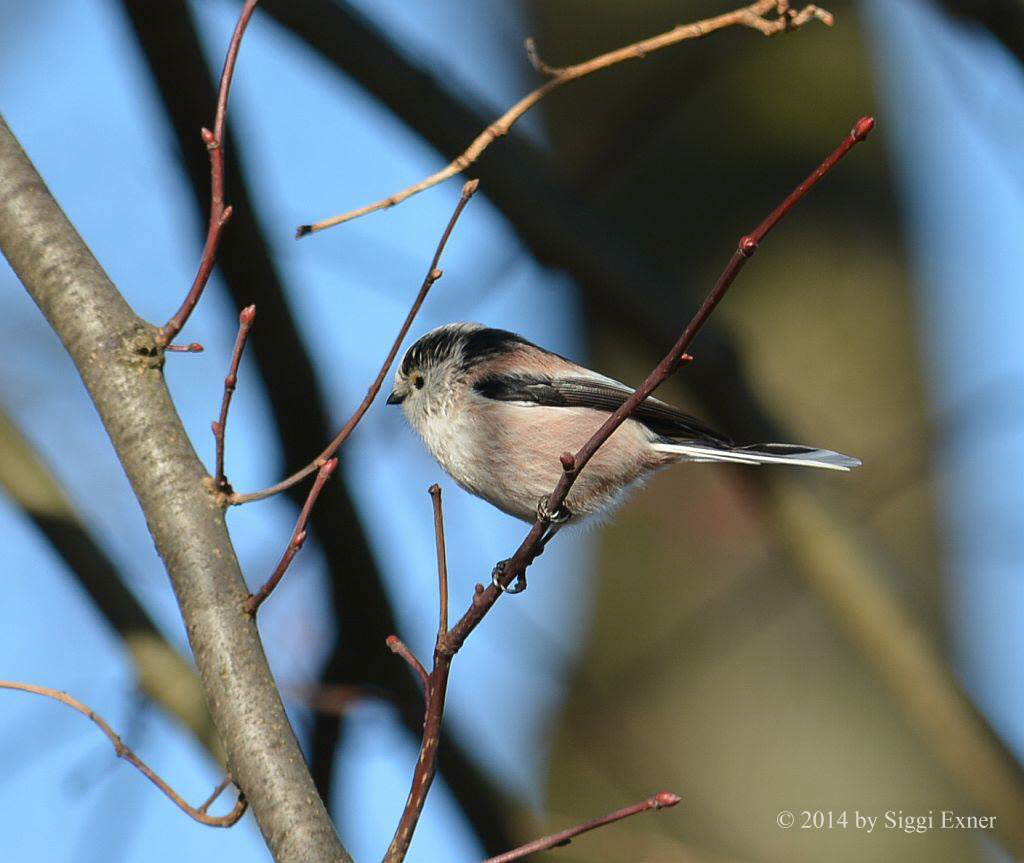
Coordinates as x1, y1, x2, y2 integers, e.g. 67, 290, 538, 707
0, 116, 351, 863
0, 682, 245, 827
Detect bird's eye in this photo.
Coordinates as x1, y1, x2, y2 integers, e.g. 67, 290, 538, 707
413, 374, 425, 390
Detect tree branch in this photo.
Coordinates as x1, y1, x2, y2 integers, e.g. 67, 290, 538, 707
297, 0, 832, 235
158, 0, 259, 346
455, 117, 873, 634
213, 304, 256, 492
0, 681, 245, 827
244, 457, 338, 614
481, 791, 681, 863
0, 115, 351, 862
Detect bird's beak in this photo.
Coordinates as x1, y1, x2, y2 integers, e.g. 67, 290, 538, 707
386, 390, 405, 406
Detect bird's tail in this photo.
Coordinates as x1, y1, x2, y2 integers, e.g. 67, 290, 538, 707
650, 440, 861, 472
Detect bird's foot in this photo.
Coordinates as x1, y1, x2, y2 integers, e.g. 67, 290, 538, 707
537, 496, 571, 524
491, 559, 527, 594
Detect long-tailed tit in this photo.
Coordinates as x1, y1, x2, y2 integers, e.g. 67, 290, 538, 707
388, 322, 860, 528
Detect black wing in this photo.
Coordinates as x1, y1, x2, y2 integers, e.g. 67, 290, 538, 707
474, 373, 732, 445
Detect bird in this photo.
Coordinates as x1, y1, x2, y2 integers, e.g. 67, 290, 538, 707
387, 322, 860, 530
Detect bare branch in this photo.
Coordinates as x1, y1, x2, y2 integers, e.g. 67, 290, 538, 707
232, 178, 480, 505
429, 484, 449, 637
213, 304, 256, 492
245, 457, 338, 614
158, 0, 259, 347
297, 1, 831, 235
482, 791, 681, 863
386, 636, 429, 692
0, 681, 246, 827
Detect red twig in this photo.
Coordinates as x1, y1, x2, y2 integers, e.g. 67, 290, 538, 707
230, 178, 480, 505
429, 483, 449, 636
386, 636, 429, 691
482, 791, 682, 863
449, 116, 875, 645
0, 681, 246, 827
158, 0, 260, 348
382, 486, 454, 863
212, 304, 256, 492
165, 342, 205, 353
244, 457, 338, 614
198, 773, 235, 814
388, 118, 872, 862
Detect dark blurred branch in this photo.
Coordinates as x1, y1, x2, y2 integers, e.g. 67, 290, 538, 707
0, 406, 219, 756
231, 179, 479, 505
0, 681, 246, 827
158, 0, 260, 347
119, 1, 516, 851
297, 0, 833, 235
937, 0, 1024, 67
0, 116, 349, 862
482, 791, 681, 863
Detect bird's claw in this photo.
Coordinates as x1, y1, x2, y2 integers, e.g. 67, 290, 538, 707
537, 496, 571, 524
491, 559, 527, 594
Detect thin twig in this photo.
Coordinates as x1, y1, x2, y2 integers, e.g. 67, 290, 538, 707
452, 117, 875, 657
165, 342, 204, 353
231, 179, 480, 505
198, 773, 235, 814
429, 484, 449, 637
482, 791, 682, 863
213, 305, 256, 492
158, 0, 260, 347
381, 488, 455, 863
244, 457, 338, 614
386, 636, 429, 692
0, 681, 246, 827
296, 1, 831, 236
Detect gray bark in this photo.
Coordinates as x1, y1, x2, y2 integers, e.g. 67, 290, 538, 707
0, 115, 352, 863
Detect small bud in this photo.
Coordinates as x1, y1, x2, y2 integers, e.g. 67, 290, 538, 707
852, 116, 875, 142
239, 304, 256, 325
462, 178, 480, 197
654, 791, 682, 808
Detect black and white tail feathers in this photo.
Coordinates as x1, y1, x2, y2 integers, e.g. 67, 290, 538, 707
650, 440, 861, 471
